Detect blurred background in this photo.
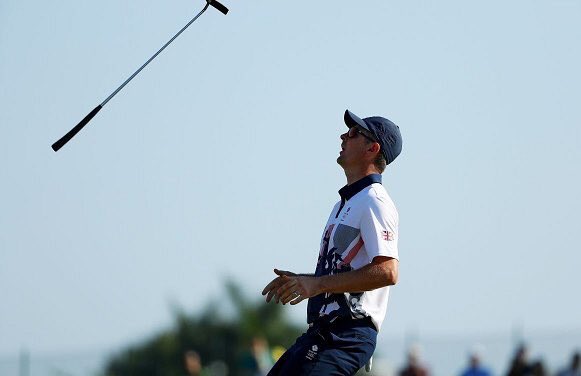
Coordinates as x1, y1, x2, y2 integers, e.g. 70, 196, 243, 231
1, 0, 579, 375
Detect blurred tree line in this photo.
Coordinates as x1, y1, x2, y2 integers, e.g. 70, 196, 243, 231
104, 281, 302, 376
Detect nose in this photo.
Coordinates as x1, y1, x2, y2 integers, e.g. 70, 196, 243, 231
340, 131, 348, 140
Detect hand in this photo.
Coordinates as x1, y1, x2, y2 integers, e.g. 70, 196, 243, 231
261, 269, 296, 303
262, 269, 320, 305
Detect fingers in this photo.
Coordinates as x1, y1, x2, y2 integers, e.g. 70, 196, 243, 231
262, 280, 280, 303
290, 294, 307, 305
262, 275, 291, 303
277, 279, 298, 304
261, 277, 279, 296
265, 289, 277, 303
262, 274, 289, 294
274, 268, 295, 277
262, 269, 293, 296
282, 291, 301, 305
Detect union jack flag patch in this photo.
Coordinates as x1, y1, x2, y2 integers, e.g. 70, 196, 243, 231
381, 230, 394, 241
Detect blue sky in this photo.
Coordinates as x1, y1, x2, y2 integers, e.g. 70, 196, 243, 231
1, 0, 580, 364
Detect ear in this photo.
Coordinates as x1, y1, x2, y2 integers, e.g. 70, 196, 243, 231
368, 142, 381, 155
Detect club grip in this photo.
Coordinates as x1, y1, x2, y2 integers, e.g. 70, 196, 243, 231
52, 105, 102, 151
208, 0, 229, 15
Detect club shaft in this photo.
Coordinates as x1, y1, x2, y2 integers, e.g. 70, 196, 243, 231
100, 3, 210, 107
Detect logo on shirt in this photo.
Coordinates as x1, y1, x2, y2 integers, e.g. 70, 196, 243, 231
340, 207, 351, 222
381, 230, 394, 241
306, 345, 319, 361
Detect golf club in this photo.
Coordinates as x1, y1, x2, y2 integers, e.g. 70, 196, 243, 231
51, 0, 229, 152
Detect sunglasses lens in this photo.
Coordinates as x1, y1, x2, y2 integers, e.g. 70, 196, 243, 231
348, 128, 358, 138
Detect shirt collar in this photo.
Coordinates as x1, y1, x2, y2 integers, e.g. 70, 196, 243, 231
338, 174, 382, 201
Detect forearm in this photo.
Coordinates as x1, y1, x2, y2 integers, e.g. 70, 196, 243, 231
315, 259, 397, 295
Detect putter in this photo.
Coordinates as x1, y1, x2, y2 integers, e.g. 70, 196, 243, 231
51, 0, 229, 152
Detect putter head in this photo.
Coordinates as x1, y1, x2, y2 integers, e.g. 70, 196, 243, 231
207, 0, 228, 14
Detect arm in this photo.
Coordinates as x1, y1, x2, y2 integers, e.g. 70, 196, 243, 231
317, 256, 398, 294
262, 256, 398, 305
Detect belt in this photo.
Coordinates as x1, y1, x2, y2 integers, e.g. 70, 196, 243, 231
309, 316, 376, 331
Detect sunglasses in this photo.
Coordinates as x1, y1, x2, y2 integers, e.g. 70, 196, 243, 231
347, 127, 377, 143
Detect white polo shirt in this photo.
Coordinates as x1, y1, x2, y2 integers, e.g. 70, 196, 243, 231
306, 174, 399, 331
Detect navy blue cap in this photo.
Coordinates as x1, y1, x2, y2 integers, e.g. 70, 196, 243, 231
344, 109, 402, 165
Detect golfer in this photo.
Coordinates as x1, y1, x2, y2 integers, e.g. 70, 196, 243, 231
262, 109, 403, 375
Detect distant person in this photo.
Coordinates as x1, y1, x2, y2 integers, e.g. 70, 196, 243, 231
557, 351, 581, 376
239, 337, 274, 376
460, 348, 492, 376
251, 337, 274, 375
399, 345, 430, 376
184, 350, 208, 376
530, 359, 547, 376
506, 344, 533, 376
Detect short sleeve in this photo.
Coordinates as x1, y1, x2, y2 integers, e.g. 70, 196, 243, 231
360, 195, 399, 261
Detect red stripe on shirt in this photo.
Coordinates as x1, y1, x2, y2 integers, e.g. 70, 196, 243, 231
339, 237, 364, 267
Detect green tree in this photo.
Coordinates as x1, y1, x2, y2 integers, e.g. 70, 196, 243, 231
104, 280, 302, 376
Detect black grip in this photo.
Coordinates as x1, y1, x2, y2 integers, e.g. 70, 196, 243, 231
51, 105, 102, 151
209, 0, 229, 15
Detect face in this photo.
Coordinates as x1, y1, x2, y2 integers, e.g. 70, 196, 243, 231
184, 353, 201, 374
337, 126, 377, 167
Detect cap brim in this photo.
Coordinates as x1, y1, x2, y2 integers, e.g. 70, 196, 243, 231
344, 110, 370, 131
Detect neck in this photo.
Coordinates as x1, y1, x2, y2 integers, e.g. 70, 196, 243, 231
344, 165, 380, 185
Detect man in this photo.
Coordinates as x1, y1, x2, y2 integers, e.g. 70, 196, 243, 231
459, 347, 490, 376
399, 345, 430, 376
184, 350, 207, 376
506, 344, 533, 376
261, 109, 403, 375
557, 352, 581, 376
